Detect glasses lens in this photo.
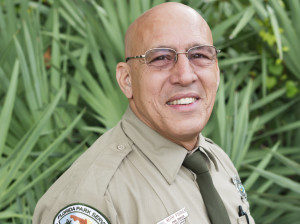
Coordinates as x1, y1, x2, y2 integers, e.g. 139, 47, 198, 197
145, 49, 176, 69
188, 46, 217, 67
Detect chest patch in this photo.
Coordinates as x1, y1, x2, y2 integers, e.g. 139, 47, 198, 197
232, 176, 247, 201
53, 203, 110, 224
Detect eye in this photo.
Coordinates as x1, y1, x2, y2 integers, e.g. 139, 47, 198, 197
151, 54, 171, 62
191, 53, 210, 59
145, 49, 175, 67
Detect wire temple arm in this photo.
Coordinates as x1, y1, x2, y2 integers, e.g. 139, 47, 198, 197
125, 55, 145, 62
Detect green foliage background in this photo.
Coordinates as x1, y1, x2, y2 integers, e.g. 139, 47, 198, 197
0, 0, 299, 223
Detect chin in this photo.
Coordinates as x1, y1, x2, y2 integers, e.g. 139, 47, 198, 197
168, 119, 205, 140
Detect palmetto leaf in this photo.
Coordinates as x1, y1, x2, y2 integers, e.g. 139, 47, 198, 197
0, 60, 19, 156
0, 0, 299, 223
246, 164, 300, 194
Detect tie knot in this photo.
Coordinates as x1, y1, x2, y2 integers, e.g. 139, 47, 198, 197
183, 150, 209, 175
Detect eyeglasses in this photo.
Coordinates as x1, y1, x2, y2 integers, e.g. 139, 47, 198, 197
125, 45, 220, 70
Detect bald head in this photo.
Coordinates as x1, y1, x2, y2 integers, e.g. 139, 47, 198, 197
125, 2, 212, 58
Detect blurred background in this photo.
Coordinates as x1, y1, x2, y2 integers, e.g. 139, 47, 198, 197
0, 0, 299, 223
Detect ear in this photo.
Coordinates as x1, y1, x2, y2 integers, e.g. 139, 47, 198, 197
116, 62, 133, 99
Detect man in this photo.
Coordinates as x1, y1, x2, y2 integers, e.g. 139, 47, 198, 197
33, 2, 254, 224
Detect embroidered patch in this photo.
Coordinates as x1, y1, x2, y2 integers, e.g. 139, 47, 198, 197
53, 203, 110, 224
232, 176, 247, 201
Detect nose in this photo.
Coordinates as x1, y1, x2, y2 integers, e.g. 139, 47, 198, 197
169, 53, 197, 86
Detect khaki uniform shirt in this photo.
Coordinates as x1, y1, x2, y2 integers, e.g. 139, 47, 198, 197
33, 108, 255, 224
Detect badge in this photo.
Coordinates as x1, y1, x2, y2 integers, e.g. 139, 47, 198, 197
232, 176, 247, 201
53, 203, 110, 224
157, 208, 188, 224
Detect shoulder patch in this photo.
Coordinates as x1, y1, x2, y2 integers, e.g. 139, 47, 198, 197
53, 203, 110, 224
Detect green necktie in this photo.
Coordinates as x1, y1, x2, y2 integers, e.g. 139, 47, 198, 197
183, 149, 231, 224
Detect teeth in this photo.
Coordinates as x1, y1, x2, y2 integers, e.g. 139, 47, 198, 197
167, 97, 197, 105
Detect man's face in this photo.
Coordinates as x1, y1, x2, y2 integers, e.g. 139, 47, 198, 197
124, 6, 219, 148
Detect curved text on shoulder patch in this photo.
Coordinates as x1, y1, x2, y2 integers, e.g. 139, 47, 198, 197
53, 203, 110, 224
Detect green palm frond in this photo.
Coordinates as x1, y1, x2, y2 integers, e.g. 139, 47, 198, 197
0, 0, 299, 223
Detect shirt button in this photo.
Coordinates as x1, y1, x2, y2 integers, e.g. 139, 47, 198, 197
117, 145, 125, 151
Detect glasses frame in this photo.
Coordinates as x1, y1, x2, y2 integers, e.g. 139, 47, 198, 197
125, 45, 221, 66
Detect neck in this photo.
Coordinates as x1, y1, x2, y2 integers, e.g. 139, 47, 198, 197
128, 104, 199, 151
173, 136, 199, 151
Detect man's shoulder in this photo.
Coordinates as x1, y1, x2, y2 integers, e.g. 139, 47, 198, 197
202, 136, 227, 157
33, 121, 132, 224
202, 136, 238, 176
50, 121, 133, 195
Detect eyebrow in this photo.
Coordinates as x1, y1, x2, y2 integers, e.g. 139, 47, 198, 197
152, 45, 176, 49
151, 42, 209, 51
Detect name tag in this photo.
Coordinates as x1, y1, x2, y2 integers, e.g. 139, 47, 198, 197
157, 208, 188, 224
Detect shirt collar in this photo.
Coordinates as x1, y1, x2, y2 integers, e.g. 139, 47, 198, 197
121, 107, 188, 185
192, 135, 219, 171
121, 107, 218, 184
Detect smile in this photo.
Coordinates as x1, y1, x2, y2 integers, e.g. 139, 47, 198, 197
167, 97, 198, 105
